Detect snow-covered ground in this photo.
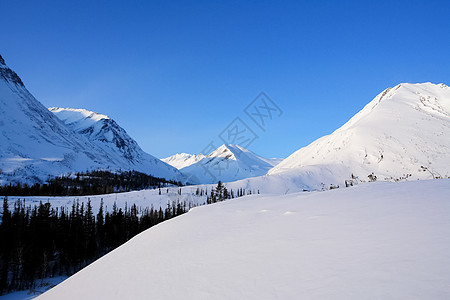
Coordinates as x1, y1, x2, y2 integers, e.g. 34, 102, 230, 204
37, 179, 450, 299
0, 277, 67, 300
1, 185, 212, 215
2, 54, 450, 299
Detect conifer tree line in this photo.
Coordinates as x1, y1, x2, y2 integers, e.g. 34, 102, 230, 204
0, 181, 257, 294
0, 170, 182, 197
206, 181, 259, 204
0, 197, 189, 294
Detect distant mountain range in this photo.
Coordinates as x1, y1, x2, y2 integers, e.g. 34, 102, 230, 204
1, 53, 449, 189
163, 144, 282, 184
162, 153, 206, 170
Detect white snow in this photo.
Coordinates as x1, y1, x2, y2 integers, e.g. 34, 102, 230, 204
37, 179, 450, 299
0, 57, 184, 184
2, 55, 450, 299
0, 60, 107, 184
0, 277, 67, 300
49, 107, 109, 126
48, 107, 184, 182
162, 153, 206, 169
177, 144, 282, 184
2, 185, 210, 216
243, 83, 450, 191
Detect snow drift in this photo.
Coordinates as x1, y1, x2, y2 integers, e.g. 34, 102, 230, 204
38, 179, 450, 299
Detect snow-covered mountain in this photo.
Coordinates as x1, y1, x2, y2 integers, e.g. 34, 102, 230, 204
266, 82, 450, 189
37, 179, 450, 299
0, 55, 111, 184
178, 144, 282, 184
0, 55, 182, 184
162, 153, 206, 169
49, 107, 183, 181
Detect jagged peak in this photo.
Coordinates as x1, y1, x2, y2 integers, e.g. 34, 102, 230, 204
0, 54, 24, 86
207, 144, 240, 160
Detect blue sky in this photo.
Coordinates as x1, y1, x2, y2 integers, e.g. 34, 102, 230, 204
2, 0, 449, 158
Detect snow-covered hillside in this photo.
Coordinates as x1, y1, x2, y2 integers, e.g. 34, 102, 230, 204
0, 55, 117, 184
49, 107, 183, 181
38, 179, 450, 299
267, 83, 450, 188
162, 153, 206, 169
178, 144, 282, 184
0, 54, 183, 184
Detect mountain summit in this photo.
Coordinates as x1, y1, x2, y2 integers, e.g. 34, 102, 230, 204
0, 55, 108, 184
173, 144, 282, 184
162, 153, 206, 170
49, 107, 183, 181
269, 82, 450, 184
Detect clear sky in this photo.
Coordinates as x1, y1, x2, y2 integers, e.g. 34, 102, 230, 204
1, 0, 449, 159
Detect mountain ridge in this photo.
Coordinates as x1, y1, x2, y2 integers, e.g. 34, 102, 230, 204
49, 107, 183, 181
176, 144, 282, 184
268, 82, 450, 183
0, 55, 183, 184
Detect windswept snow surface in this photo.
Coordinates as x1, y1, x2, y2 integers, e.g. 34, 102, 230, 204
270, 83, 450, 187
178, 144, 282, 184
39, 179, 450, 300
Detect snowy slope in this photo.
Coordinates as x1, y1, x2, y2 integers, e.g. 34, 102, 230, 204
38, 179, 450, 299
49, 107, 183, 181
179, 144, 282, 184
269, 83, 450, 186
0, 55, 119, 184
162, 153, 206, 169
0, 54, 184, 184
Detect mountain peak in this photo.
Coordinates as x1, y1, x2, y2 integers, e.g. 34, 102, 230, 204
49, 107, 184, 181
208, 144, 238, 160
162, 153, 206, 170
270, 82, 450, 184
0, 54, 24, 86
334, 82, 450, 134
179, 144, 282, 184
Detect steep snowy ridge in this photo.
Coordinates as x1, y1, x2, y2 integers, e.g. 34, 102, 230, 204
49, 107, 183, 181
178, 144, 282, 184
269, 83, 450, 186
0, 55, 115, 184
0, 55, 183, 183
